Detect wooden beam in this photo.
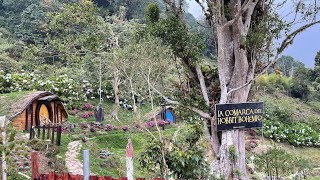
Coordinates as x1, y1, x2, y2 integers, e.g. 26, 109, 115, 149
25, 108, 28, 131
31, 152, 39, 180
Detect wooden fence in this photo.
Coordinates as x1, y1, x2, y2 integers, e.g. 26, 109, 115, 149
30, 125, 62, 146
31, 148, 165, 180
37, 172, 152, 180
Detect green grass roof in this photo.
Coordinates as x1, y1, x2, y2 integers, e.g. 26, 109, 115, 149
0, 91, 50, 119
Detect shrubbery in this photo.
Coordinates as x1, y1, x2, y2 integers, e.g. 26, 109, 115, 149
263, 120, 320, 147
261, 96, 320, 147
0, 71, 97, 109
255, 146, 310, 179
255, 73, 291, 93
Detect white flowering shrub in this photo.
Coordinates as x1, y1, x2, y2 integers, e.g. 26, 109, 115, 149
0, 71, 99, 109
263, 119, 320, 147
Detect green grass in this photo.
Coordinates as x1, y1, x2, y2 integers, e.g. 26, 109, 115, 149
259, 94, 320, 124
77, 127, 178, 178
60, 97, 177, 177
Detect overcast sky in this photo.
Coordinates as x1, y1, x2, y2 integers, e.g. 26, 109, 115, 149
187, 0, 319, 68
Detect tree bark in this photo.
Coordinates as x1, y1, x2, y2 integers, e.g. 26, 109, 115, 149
113, 69, 120, 105
216, 8, 252, 179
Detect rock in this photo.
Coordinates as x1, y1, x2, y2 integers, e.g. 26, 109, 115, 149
99, 150, 112, 159
250, 142, 257, 148
82, 136, 88, 143
13, 157, 19, 162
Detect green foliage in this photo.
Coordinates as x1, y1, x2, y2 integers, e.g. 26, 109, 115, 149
228, 145, 237, 163
145, 3, 160, 24
255, 73, 292, 93
0, 71, 97, 108
275, 55, 304, 77
139, 124, 209, 179
0, 123, 18, 179
260, 95, 320, 147
290, 65, 313, 100
315, 50, 320, 67
255, 146, 310, 179
146, 15, 205, 61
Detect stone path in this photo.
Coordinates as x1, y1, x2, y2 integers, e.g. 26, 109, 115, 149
65, 141, 83, 175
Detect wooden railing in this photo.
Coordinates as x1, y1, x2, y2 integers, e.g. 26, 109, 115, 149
29, 125, 62, 146
31, 151, 165, 180
37, 172, 152, 180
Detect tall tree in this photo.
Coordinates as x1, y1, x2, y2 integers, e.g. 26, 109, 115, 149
161, 0, 320, 179
276, 55, 303, 77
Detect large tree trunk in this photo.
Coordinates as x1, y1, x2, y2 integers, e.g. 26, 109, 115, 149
216, 13, 252, 179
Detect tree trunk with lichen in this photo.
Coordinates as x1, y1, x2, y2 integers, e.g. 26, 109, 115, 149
214, 2, 257, 177
163, 0, 320, 179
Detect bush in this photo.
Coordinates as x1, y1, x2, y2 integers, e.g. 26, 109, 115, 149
104, 124, 115, 131
27, 139, 46, 151
79, 122, 89, 129
82, 103, 93, 111
255, 73, 292, 93
80, 112, 91, 119
139, 123, 209, 179
255, 146, 297, 179
0, 71, 98, 109
262, 120, 320, 147
121, 125, 129, 131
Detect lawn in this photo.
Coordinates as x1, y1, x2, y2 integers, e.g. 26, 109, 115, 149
60, 98, 176, 178
78, 127, 177, 178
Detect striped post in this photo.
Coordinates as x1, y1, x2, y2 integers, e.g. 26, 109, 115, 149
126, 139, 134, 180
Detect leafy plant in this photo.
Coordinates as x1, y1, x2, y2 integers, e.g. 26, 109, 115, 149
139, 123, 209, 179
254, 146, 310, 179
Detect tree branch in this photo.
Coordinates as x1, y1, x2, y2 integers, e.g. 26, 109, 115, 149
163, 0, 184, 20
227, 20, 320, 96
148, 80, 212, 119
196, 64, 210, 107
222, 0, 252, 29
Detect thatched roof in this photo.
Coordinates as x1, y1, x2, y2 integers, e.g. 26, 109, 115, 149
0, 91, 67, 120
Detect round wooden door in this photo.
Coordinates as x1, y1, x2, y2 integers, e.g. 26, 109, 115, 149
39, 104, 50, 124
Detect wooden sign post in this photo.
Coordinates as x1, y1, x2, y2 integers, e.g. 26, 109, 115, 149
126, 139, 134, 180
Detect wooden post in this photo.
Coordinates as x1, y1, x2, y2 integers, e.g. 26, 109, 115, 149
83, 150, 90, 180
42, 125, 45, 140
30, 127, 33, 140
47, 125, 50, 140
126, 139, 134, 180
56, 126, 62, 146
25, 109, 28, 131
31, 151, 39, 180
48, 172, 55, 180
37, 127, 40, 138
51, 126, 55, 143
1, 116, 7, 180
62, 172, 69, 180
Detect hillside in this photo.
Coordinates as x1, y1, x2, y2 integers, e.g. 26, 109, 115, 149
0, 0, 320, 179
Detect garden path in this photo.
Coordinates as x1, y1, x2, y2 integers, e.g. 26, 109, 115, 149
65, 140, 83, 175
